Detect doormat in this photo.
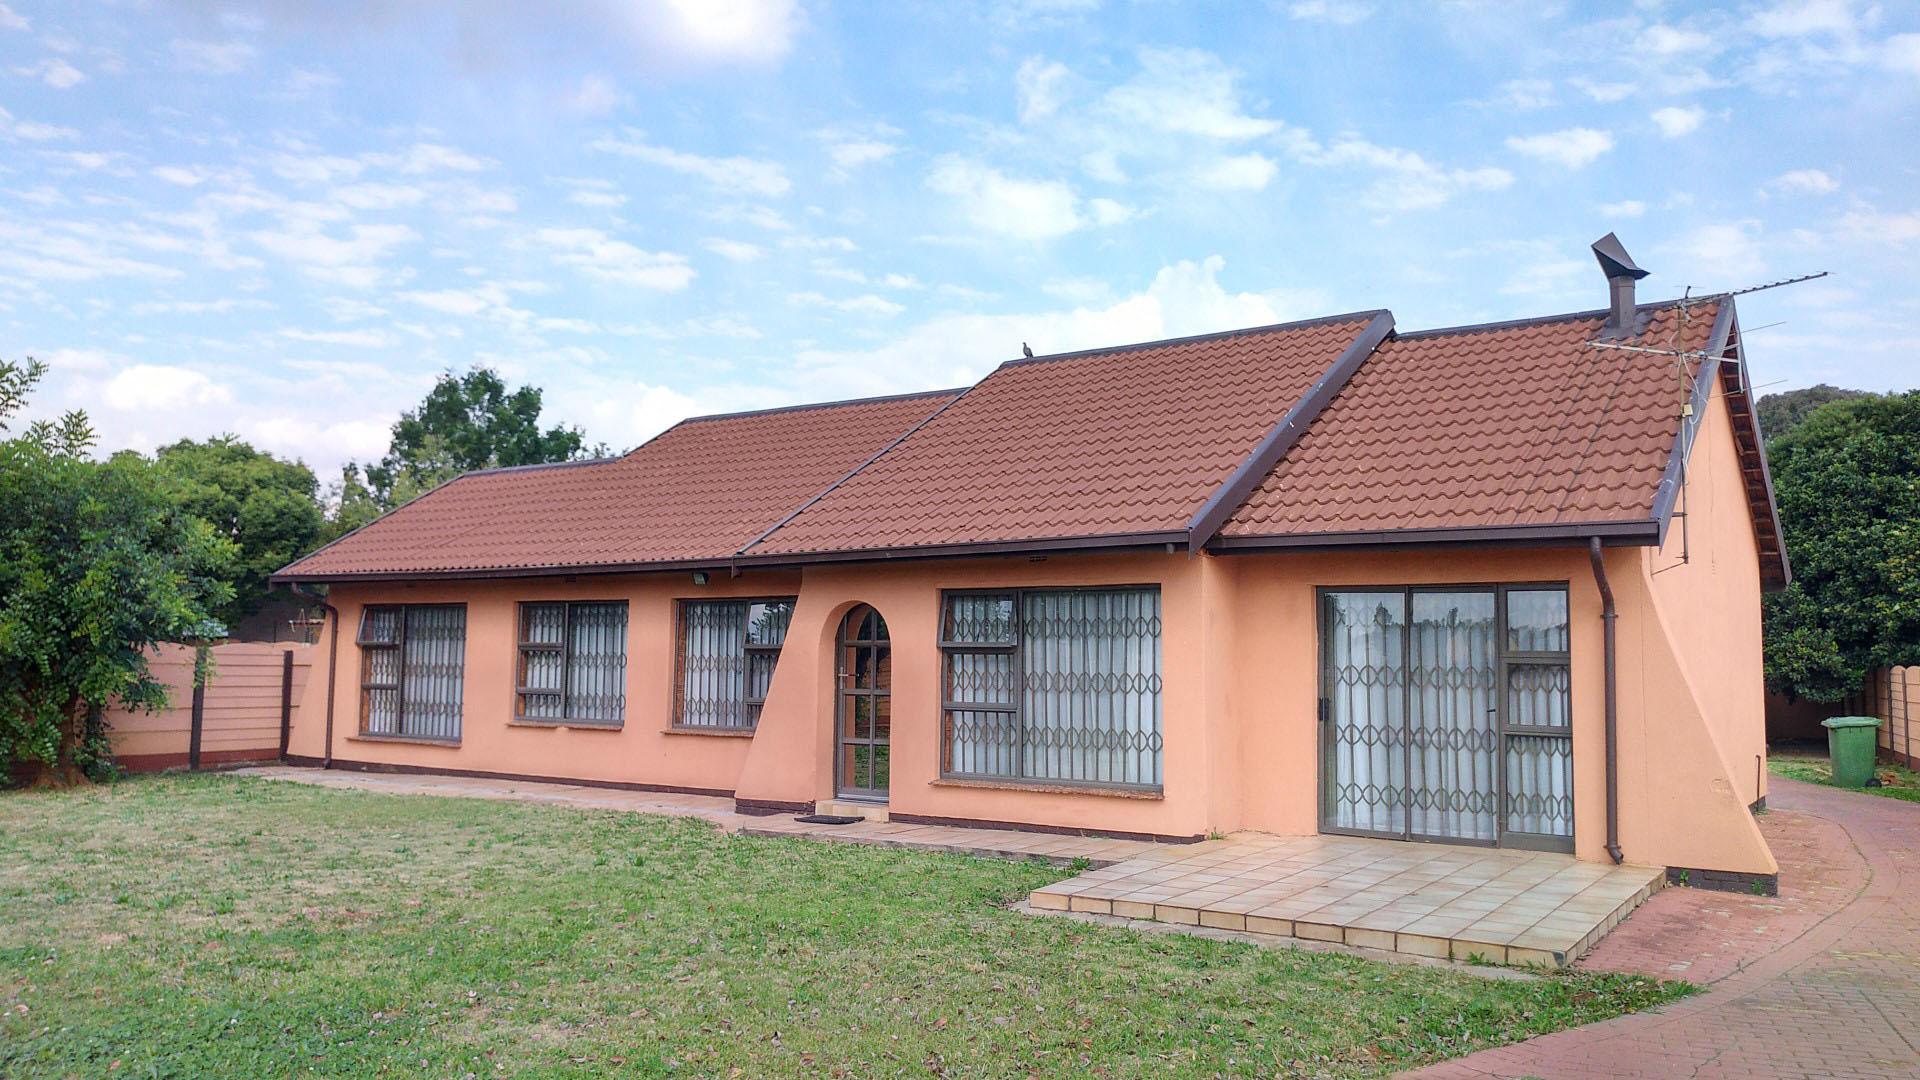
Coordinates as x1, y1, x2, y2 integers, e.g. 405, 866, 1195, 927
794, 814, 864, 825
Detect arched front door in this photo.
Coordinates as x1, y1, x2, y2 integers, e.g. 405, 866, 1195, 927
836, 604, 891, 800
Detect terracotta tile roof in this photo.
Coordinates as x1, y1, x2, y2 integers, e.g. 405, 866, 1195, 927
742, 313, 1385, 557
1218, 300, 1721, 539
273, 389, 961, 580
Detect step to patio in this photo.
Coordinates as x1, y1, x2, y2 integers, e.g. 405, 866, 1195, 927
1029, 833, 1666, 968
813, 799, 888, 822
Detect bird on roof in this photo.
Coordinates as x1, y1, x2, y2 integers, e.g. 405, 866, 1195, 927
1022, 342, 1034, 358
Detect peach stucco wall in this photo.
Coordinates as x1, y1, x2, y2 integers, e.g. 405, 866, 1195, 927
290, 463, 1775, 871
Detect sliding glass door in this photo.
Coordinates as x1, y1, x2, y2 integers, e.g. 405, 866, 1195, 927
1319, 585, 1573, 851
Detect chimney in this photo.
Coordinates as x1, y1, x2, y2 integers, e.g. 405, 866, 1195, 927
1591, 232, 1649, 336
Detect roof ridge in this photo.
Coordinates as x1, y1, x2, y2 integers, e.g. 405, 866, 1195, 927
678, 386, 967, 425
1187, 310, 1396, 552
1396, 295, 1722, 340
734, 386, 980, 557
460, 455, 620, 478
1001, 309, 1389, 368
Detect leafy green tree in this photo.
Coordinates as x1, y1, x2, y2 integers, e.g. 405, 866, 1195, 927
1755, 384, 1873, 444
1763, 391, 1920, 701
0, 359, 234, 785
147, 436, 324, 626
353, 368, 597, 511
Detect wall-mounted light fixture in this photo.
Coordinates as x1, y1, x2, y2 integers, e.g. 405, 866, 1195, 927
691, 571, 710, 586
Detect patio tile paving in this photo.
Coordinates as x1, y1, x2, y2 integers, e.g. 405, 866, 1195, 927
1029, 833, 1665, 967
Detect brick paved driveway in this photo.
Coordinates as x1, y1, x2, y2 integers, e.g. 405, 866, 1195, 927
1407, 775, 1920, 1079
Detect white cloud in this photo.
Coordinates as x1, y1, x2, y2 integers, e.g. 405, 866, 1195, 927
250, 222, 419, 287
14, 57, 84, 88
779, 255, 1330, 402
0, 106, 75, 141
1570, 77, 1635, 103
103, 365, 232, 411
1193, 153, 1278, 191
1487, 79, 1555, 110
1765, 168, 1839, 195
1651, 105, 1707, 138
1102, 48, 1280, 140
1088, 197, 1136, 226
1286, 1, 1372, 24
1754, 0, 1871, 38
387, 143, 491, 174
1641, 24, 1715, 56
1836, 209, 1920, 245
0, 3, 28, 31
645, 0, 799, 65
1886, 34, 1920, 77
40, 347, 121, 373
280, 327, 397, 348
591, 132, 790, 196
1506, 127, 1615, 168
171, 39, 255, 74
1308, 136, 1511, 212
151, 165, 212, 186
332, 181, 430, 209
568, 74, 622, 114
827, 139, 897, 170
925, 157, 1089, 241
703, 237, 766, 261
1016, 56, 1071, 123
789, 291, 905, 316
535, 226, 696, 291
1666, 221, 1767, 279
1599, 200, 1647, 218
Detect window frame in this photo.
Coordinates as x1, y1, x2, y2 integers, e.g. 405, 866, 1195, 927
670, 596, 798, 731
1312, 581, 1574, 853
356, 602, 467, 743
938, 584, 1164, 794
513, 599, 630, 729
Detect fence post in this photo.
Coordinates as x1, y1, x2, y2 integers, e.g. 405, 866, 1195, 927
279, 648, 294, 760
188, 644, 208, 771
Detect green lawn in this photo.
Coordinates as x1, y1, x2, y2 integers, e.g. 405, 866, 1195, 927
2, 774, 1686, 1078
1771, 747, 1920, 802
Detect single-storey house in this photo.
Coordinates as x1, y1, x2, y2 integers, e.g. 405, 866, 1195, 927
272, 236, 1786, 884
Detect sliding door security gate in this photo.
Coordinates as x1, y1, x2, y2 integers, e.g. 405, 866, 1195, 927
1319, 585, 1573, 852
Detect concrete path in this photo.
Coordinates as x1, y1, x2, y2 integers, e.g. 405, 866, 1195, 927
231, 765, 1163, 866
1406, 776, 1920, 1079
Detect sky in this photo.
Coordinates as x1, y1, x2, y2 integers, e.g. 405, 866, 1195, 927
2, 0, 1917, 481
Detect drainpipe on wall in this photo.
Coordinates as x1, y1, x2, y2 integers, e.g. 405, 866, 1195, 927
288, 582, 340, 770
1588, 538, 1624, 864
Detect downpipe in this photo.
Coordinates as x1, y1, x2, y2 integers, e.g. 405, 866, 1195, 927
289, 582, 340, 770
1588, 538, 1624, 865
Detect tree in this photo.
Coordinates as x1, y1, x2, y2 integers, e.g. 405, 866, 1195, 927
1755, 384, 1873, 444
1762, 391, 1920, 702
352, 368, 597, 512
148, 436, 325, 627
0, 358, 233, 785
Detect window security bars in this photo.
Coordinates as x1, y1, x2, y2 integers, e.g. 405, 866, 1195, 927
1319, 585, 1573, 851
358, 604, 467, 741
674, 598, 795, 729
516, 601, 628, 726
940, 586, 1163, 791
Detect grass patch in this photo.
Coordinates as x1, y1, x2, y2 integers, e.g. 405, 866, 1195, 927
2, 773, 1687, 1078
1770, 747, 1920, 802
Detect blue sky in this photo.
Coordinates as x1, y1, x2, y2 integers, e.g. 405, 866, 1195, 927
3, 1, 1917, 479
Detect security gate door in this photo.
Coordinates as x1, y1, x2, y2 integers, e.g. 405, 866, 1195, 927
1319, 586, 1574, 851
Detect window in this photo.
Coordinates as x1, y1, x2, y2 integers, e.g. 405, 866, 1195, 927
516, 601, 629, 726
1319, 584, 1572, 850
674, 598, 796, 729
358, 605, 466, 741
941, 586, 1162, 790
